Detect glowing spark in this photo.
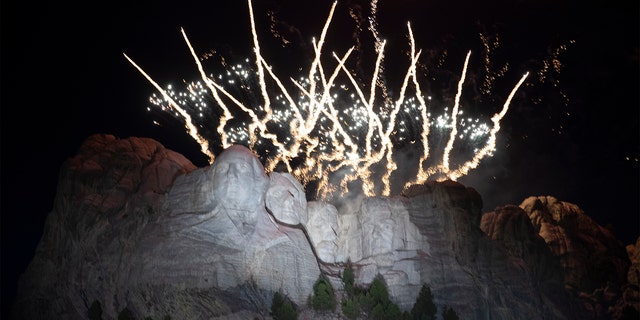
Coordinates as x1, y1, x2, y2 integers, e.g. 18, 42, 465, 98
126, 0, 530, 200
123, 53, 215, 161
446, 71, 529, 181
442, 50, 471, 173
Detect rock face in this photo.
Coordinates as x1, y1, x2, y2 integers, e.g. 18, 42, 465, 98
12, 135, 319, 319
13, 135, 639, 320
13, 134, 198, 319
480, 197, 639, 319
393, 182, 568, 319
481, 205, 572, 316
624, 238, 640, 316
518, 196, 635, 319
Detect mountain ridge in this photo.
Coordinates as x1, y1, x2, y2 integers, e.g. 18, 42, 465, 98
12, 134, 639, 319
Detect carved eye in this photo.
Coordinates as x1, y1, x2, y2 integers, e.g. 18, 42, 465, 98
215, 163, 229, 173
233, 162, 250, 173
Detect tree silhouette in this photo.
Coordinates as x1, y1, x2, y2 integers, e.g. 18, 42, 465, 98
342, 263, 355, 296
311, 275, 336, 311
88, 300, 102, 320
271, 291, 298, 320
441, 305, 459, 320
411, 284, 437, 320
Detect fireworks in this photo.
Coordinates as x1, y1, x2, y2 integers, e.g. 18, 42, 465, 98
124, 0, 529, 200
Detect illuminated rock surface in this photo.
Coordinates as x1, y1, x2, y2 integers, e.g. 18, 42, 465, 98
12, 135, 638, 319
266, 172, 308, 226
306, 200, 339, 263
13, 135, 319, 319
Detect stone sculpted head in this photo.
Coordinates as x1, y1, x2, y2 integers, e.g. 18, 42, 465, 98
211, 145, 269, 218
265, 172, 308, 225
306, 201, 339, 263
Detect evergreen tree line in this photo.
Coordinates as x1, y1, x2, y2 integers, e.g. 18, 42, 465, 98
272, 263, 459, 320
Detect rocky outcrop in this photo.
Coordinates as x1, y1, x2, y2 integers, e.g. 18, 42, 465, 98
12, 135, 319, 320
13, 134, 198, 319
622, 238, 640, 316
396, 182, 568, 319
519, 196, 633, 319
13, 135, 638, 320
480, 205, 572, 316
480, 196, 637, 319
520, 196, 630, 291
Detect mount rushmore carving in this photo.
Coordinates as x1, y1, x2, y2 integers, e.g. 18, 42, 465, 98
12, 134, 638, 319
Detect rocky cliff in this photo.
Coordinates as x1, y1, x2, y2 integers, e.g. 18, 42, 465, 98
12, 134, 639, 319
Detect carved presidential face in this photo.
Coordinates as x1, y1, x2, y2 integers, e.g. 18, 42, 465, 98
265, 172, 307, 225
211, 145, 268, 213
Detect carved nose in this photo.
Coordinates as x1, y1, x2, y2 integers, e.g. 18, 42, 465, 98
228, 166, 239, 181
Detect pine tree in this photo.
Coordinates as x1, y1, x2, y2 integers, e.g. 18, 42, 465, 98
88, 300, 102, 320
341, 297, 360, 320
342, 263, 355, 296
311, 275, 336, 311
272, 292, 285, 317
367, 277, 390, 308
118, 307, 135, 320
364, 276, 403, 320
441, 305, 459, 320
277, 301, 297, 320
411, 284, 437, 320
271, 291, 298, 320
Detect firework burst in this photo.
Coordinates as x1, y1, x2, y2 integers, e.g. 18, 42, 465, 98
124, 0, 529, 200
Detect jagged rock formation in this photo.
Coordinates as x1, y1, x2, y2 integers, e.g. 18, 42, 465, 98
13, 134, 198, 319
481, 198, 639, 319
12, 134, 639, 319
517, 196, 636, 319
394, 182, 568, 319
12, 135, 319, 319
624, 239, 640, 315
481, 204, 571, 312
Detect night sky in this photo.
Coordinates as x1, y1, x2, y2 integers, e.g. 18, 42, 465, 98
2, 0, 638, 317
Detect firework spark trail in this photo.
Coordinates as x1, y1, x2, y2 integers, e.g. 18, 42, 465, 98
442, 50, 471, 174
447, 71, 529, 180
376, 30, 423, 196
404, 23, 431, 187
331, 44, 387, 196
179, 28, 233, 151
126, 0, 530, 199
123, 53, 215, 161
261, 0, 341, 175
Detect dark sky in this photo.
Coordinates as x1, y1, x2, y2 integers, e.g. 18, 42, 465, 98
1, 0, 638, 317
